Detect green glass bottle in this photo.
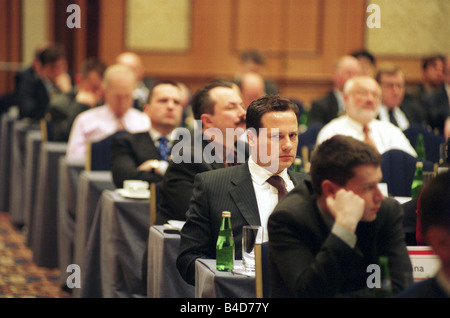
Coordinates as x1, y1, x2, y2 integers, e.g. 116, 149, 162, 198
411, 161, 424, 199
415, 133, 426, 161
216, 211, 235, 271
292, 157, 302, 172
373, 256, 393, 298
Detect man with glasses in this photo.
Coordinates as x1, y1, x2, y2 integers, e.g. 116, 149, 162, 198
316, 75, 417, 157
375, 64, 426, 131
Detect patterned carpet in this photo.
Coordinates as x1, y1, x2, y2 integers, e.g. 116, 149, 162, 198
0, 212, 70, 298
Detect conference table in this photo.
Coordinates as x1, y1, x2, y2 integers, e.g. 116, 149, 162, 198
30, 141, 67, 268
0, 113, 16, 212
23, 130, 43, 245
195, 259, 255, 298
147, 225, 195, 298
75, 189, 150, 298
72, 171, 116, 298
57, 157, 85, 287
8, 120, 40, 227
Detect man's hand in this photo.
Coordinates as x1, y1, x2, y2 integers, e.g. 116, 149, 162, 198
54, 72, 73, 93
76, 89, 101, 107
444, 117, 450, 140
326, 189, 365, 233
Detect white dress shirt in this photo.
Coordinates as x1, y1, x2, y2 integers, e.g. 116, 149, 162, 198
66, 105, 150, 160
316, 115, 417, 157
248, 155, 294, 241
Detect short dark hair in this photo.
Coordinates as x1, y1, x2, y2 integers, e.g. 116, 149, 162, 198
79, 57, 107, 78
240, 49, 266, 66
310, 135, 382, 195
422, 55, 445, 70
246, 95, 299, 134
35, 43, 65, 65
375, 63, 404, 83
351, 50, 376, 65
419, 171, 450, 234
191, 79, 235, 120
146, 80, 180, 104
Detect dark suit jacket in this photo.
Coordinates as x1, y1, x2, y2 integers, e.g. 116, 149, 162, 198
110, 131, 164, 188
14, 67, 50, 121
156, 135, 249, 225
47, 89, 92, 142
309, 91, 340, 126
268, 180, 413, 298
396, 276, 449, 298
399, 97, 427, 126
176, 162, 309, 285
423, 85, 450, 135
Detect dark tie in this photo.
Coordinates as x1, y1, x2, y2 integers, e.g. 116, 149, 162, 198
266, 175, 287, 201
388, 109, 398, 127
158, 136, 170, 161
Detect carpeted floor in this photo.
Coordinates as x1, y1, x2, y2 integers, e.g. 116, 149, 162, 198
0, 212, 70, 298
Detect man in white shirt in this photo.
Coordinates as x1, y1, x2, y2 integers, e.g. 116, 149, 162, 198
316, 75, 417, 157
375, 64, 425, 131
66, 64, 150, 161
177, 95, 309, 285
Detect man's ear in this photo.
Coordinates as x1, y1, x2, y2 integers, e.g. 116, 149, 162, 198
246, 129, 257, 147
321, 180, 340, 198
200, 113, 213, 130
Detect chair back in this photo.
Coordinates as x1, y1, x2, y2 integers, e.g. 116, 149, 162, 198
255, 241, 270, 298
85, 130, 127, 171
149, 182, 161, 227
297, 123, 323, 169
381, 149, 434, 197
403, 124, 445, 163
39, 114, 54, 142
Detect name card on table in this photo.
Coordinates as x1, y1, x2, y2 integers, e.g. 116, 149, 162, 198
407, 246, 441, 281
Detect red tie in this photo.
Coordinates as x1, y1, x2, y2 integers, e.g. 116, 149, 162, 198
267, 175, 287, 201
363, 125, 378, 152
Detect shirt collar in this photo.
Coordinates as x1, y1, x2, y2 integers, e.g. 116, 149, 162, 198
248, 155, 290, 186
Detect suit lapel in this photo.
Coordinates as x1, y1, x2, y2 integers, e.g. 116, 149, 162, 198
137, 133, 161, 160
229, 163, 261, 226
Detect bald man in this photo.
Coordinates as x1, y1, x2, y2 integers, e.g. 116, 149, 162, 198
66, 64, 150, 161
309, 55, 361, 125
240, 71, 266, 109
116, 52, 157, 110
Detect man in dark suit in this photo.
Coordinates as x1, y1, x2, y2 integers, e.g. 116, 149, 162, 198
268, 135, 413, 297
14, 43, 73, 121
375, 64, 426, 130
423, 56, 450, 136
309, 55, 361, 126
110, 80, 184, 188
407, 55, 445, 107
47, 57, 106, 142
397, 170, 450, 298
155, 79, 248, 225
177, 95, 309, 285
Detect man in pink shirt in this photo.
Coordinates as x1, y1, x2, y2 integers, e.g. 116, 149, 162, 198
66, 64, 150, 161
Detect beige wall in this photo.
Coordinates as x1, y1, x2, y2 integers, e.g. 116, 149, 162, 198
22, 0, 50, 65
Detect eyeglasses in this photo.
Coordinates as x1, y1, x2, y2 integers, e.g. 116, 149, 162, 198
352, 89, 380, 100
380, 82, 404, 89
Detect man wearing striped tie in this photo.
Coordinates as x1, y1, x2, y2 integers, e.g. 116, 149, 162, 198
110, 80, 184, 188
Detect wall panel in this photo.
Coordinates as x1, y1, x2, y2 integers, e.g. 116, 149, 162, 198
96, 0, 438, 105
